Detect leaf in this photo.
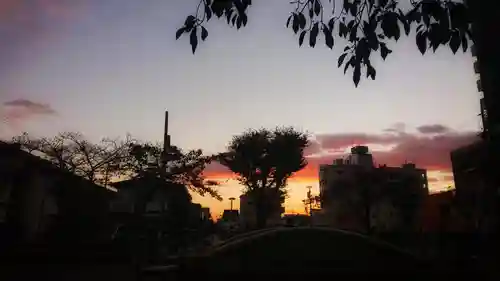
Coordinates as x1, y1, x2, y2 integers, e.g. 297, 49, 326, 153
349, 26, 357, 42
201, 26, 208, 41
380, 43, 392, 60
382, 13, 400, 40
236, 17, 242, 29
175, 27, 186, 40
241, 13, 248, 26
185, 15, 196, 27
314, 0, 321, 16
205, 5, 212, 21
350, 2, 357, 17
403, 20, 410, 36
226, 9, 233, 24
347, 20, 354, 30
449, 31, 460, 54
299, 30, 307, 47
367, 64, 376, 80
423, 13, 430, 27
309, 8, 314, 18
353, 64, 361, 87
338, 53, 347, 68
344, 56, 354, 74
286, 15, 292, 27
292, 14, 299, 34
357, 39, 370, 63
461, 33, 468, 53
393, 23, 401, 41
190, 28, 198, 54
298, 13, 306, 29
367, 33, 379, 51
323, 25, 334, 49
309, 22, 319, 48
339, 22, 347, 37
416, 31, 427, 55
328, 18, 335, 31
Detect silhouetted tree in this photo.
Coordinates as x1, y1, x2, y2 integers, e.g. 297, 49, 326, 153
177, 0, 472, 87
218, 127, 309, 228
125, 142, 221, 201
11, 132, 133, 187
125, 143, 221, 254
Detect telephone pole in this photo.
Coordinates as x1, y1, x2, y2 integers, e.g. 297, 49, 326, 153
163, 110, 171, 165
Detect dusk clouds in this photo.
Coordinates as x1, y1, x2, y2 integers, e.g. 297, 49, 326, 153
204, 123, 479, 189
309, 124, 478, 171
1, 99, 57, 126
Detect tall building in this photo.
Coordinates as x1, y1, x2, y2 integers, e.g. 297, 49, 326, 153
319, 146, 428, 233
467, 0, 500, 138
449, 0, 500, 233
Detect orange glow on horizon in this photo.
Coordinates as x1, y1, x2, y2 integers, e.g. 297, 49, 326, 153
199, 165, 455, 218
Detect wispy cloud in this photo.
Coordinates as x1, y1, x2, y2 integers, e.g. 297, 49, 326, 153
416, 124, 450, 134
1, 99, 57, 126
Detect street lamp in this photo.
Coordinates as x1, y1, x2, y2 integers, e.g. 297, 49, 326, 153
229, 197, 235, 211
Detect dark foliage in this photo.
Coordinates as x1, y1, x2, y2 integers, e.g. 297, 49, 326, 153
176, 0, 472, 87
217, 127, 309, 227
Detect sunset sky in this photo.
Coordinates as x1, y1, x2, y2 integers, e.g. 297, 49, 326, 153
0, 0, 480, 217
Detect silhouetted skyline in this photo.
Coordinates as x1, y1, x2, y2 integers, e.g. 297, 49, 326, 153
0, 0, 479, 215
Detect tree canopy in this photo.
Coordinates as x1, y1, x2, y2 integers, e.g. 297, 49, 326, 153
217, 127, 309, 227
176, 0, 472, 87
11, 132, 221, 201
127, 142, 222, 200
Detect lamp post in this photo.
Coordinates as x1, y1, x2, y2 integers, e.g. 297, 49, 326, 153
229, 197, 235, 211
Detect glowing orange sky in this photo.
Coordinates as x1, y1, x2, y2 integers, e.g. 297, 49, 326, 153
194, 162, 456, 218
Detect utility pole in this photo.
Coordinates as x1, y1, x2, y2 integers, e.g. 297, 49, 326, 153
163, 110, 171, 165
229, 197, 235, 211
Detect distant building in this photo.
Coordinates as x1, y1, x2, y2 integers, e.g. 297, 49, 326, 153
419, 190, 466, 233
109, 179, 195, 242
283, 214, 310, 227
201, 207, 211, 221
319, 146, 428, 233
0, 142, 113, 244
218, 209, 239, 231
221, 209, 239, 221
